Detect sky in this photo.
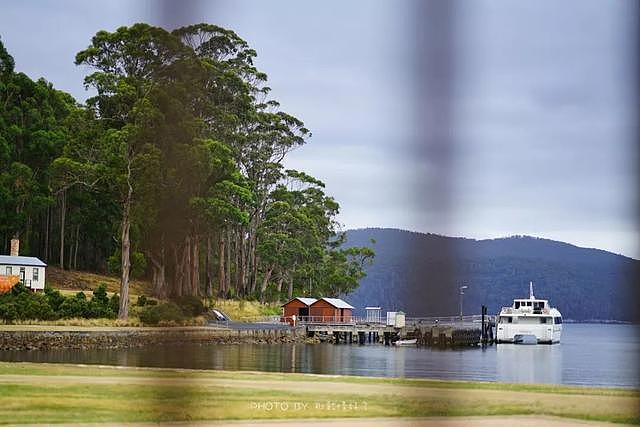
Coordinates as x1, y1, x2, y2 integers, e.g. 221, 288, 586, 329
1, 0, 638, 258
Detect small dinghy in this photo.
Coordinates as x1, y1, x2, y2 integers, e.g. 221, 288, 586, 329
513, 334, 537, 345
393, 339, 417, 346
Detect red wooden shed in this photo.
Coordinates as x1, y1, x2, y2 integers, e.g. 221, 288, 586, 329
281, 297, 317, 324
309, 298, 354, 323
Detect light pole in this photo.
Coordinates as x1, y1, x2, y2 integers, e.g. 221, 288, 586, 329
459, 285, 468, 321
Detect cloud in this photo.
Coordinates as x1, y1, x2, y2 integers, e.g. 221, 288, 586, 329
1, 0, 636, 257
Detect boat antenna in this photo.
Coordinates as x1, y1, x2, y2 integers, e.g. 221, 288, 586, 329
529, 281, 535, 300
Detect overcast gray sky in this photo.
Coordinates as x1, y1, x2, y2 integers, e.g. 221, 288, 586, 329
1, 0, 637, 258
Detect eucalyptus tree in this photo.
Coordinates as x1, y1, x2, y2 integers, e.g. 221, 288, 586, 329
75, 24, 186, 318
0, 38, 75, 257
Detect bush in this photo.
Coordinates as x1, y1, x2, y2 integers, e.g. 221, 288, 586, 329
59, 292, 89, 318
135, 295, 157, 307
14, 292, 54, 320
0, 284, 123, 322
109, 293, 120, 315
0, 284, 55, 322
173, 295, 205, 317
44, 286, 65, 313
139, 302, 184, 325
107, 250, 147, 279
86, 284, 115, 318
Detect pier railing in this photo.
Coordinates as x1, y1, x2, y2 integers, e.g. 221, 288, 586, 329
405, 315, 495, 327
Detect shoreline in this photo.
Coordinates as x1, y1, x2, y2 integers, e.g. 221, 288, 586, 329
0, 325, 312, 350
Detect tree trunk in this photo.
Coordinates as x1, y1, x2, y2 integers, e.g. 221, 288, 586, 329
73, 224, 80, 270
260, 266, 273, 303
183, 235, 191, 296
44, 205, 50, 263
118, 201, 131, 320
218, 233, 226, 298
149, 246, 166, 298
59, 190, 66, 270
206, 235, 213, 297
287, 274, 294, 300
225, 228, 231, 295
118, 163, 133, 320
248, 223, 258, 294
190, 233, 199, 296
233, 229, 240, 294
239, 229, 246, 297
276, 274, 284, 305
173, 244, 185, 297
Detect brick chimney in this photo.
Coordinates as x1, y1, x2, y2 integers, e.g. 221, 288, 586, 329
10, 239, 19, 257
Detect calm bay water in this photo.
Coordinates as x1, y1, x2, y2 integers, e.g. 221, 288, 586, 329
1, 324, 638, 388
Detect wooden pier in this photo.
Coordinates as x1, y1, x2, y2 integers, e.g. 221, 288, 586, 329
299, 311, 495, 347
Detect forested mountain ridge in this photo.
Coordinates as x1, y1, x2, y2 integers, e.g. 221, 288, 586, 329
345, 228, 639, 322
0, 26, 373, 319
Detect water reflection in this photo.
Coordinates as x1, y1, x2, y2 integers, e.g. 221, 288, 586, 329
496, 344, 562, 384
0, 324, 637, 388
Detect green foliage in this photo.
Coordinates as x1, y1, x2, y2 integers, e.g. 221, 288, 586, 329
107, 250, 147, 279
109, 294, 120, 314
0, 284, 118, 322
0, 24, 376, 310
136, 295, 157, 307
172, 296, 205, 317
58, 292, 89, 318
139, 302, 185, 325
44, 286, 65, 312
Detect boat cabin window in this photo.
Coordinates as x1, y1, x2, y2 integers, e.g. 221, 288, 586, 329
534, 301, 544, 310
514, 301, 520, 309
500, 316, 513, 324
553, 317, 562, 324
540, 317, 552, 324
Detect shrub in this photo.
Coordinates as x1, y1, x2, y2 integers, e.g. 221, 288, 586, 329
0, 284, 55, 322
173, 295, 205, 317
86, 284, 115, 318
44, 286, 65, 313
136, 295, 159, 307
15, 292, 54, 320
109, 293, 120, 315
0, 285, 131, 322
0, 300, 17, 322
139, 302, 184, 325
59, 292, 89, 318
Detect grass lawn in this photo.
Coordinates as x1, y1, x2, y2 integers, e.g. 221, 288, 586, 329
0, 362, 638, 425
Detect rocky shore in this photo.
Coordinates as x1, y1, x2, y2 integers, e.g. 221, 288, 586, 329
0, 326, 316, 351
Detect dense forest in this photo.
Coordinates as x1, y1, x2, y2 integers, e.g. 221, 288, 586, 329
0, 24, 374, 319
345, 228, 639, 322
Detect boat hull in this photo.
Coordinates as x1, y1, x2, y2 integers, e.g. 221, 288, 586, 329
496, 324, 562, 344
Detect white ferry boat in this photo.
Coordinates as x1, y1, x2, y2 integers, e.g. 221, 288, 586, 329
496, 282, 562, 344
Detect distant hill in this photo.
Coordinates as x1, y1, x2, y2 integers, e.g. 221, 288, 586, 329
344, 228, 639, 322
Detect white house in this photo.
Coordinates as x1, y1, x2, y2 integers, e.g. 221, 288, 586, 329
0, 239, 47, 291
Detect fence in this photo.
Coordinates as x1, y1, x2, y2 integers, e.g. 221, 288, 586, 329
405, 315, 495, 327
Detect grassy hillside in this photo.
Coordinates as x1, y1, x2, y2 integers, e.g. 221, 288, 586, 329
46, 267, 151, 296
40, 268, 280, 323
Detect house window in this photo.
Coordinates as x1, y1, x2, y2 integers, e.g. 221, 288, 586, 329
5, 266, 12, 275
33, 268, 39, 282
